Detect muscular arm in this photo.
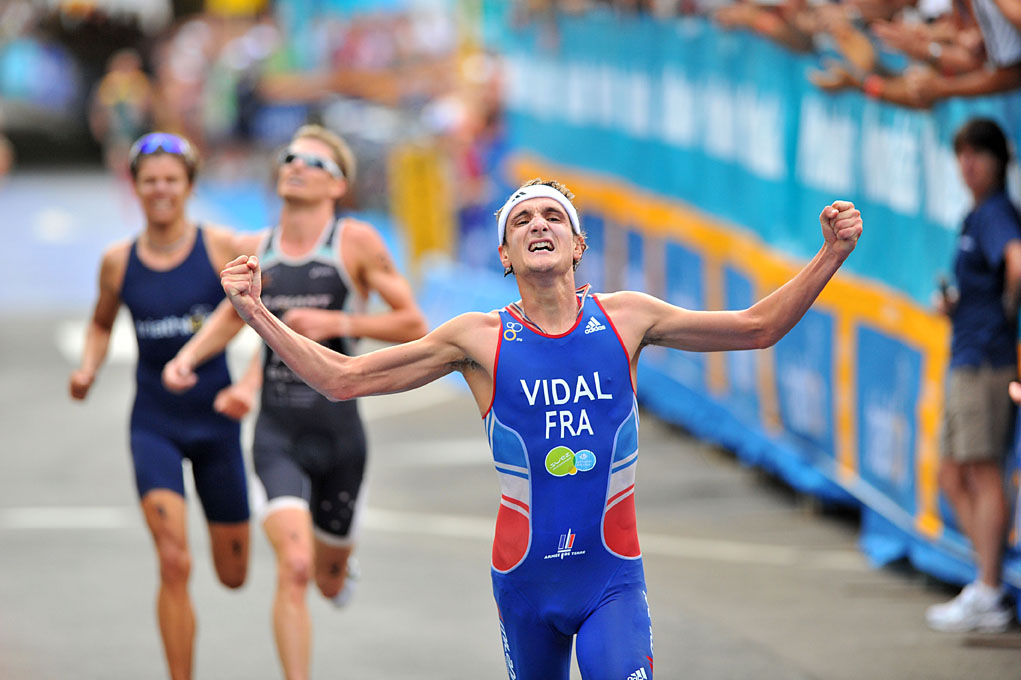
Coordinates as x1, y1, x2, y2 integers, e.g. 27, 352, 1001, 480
605, 202, 862, 355
254, 301, 481, 400
223, 253, 492, 401
349, 228, 429, 342
70, 245, 125, 400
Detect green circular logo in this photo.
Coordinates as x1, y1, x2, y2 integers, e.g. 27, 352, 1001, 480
545, 446, 577, 476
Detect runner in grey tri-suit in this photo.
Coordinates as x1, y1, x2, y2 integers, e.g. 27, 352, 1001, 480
253, 217, 370, 544
163, 124, 427, 680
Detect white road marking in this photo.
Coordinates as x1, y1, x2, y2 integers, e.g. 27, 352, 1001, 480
0, 506, 140, 530
56, 315, 138, 365
0, 505, 865, 571
380, 437, 488, 465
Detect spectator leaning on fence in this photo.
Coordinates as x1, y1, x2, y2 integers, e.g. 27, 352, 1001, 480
926, 117, 1021, 634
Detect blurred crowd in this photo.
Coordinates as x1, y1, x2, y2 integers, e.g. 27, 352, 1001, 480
1, 0, 1017, 219
511, 0, 1021, 108
0, 0, 505, 221
718, 0, 1021, 109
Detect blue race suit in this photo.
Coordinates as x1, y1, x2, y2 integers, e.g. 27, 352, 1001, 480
119, 227, 248, 522
485, 290, 653, 680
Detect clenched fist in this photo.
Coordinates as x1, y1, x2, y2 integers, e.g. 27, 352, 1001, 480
213, 384, 254, 421
221, 255, 263, 322
820, 201, 863, 257
162, 355, 198, 393
69, 369, 95, 400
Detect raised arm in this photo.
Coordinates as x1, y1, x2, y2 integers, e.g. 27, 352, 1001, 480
221, 254, 490, 401
70, 245, 126, 400
606, 201, 862, 356
162, 297, 247, 392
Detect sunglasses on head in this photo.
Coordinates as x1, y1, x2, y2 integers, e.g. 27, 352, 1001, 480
130, 133, 193, 161
279, 150, 344, 178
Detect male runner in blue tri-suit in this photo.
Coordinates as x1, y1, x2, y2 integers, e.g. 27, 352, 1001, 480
214, 178, 864, 679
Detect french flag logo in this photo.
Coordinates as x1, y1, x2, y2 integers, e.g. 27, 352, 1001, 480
558, 529, 575, 553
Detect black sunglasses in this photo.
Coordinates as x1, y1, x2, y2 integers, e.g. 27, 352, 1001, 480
278, 150, 343, 178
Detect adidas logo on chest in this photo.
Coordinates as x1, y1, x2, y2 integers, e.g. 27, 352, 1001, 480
584, 316, 607, 334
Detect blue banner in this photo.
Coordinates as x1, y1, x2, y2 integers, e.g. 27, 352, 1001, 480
497, 14, 1021, 305
856, 326, 921, 515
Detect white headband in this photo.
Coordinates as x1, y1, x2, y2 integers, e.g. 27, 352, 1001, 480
497, 184, 581, 246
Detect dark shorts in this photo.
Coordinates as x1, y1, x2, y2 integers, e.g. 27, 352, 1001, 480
252, 408, 367, 545
130, 418, 249, 524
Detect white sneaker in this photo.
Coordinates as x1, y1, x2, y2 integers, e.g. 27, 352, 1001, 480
925, 583, 1012, 633
330, 557, 360, 609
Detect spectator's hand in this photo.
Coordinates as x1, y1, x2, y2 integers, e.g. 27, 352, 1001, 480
826, 19, 876, 73
213, 384, 254, 421
932, 278, 958, 315
959, 26, 984, 55
1010, 381, 1021, 405
221, 255, 263, 323
69, 369, 95, 400
162, 355, 198, 393
809, 60, 858, 92
900, 67, 938, 108
933, 293, 957, 315
821, 201, 862, 257
282, 308, 350, 342
871, 19, 926, 56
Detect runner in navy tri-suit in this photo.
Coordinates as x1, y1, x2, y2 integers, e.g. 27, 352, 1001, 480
215, 177, 863, 679
70, 132, 251, 680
